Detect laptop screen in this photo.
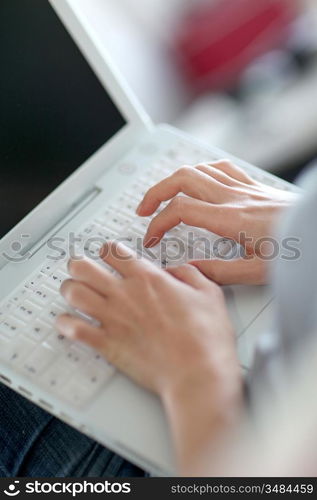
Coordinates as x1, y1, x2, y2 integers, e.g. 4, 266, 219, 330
0, 0, 127, 239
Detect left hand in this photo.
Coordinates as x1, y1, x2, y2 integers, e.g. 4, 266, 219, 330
56, 242, 240, 400
137, 161, 297, 285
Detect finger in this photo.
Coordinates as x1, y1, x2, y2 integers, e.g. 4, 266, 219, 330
68, 258, 117, 297
100, 241, 158, 278
195, 164, 240, 187
56, 314, 105, 350
166, 264, 212, 290
190, 257, 266, 286
143, 197, 235, 247
137, 166, 231, 216
61, 279, 107, 320
208, 160, 255, 185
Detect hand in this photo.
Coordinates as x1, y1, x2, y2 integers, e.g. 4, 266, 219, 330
56, 242, 243, 474
56, 242, 240, 400
137, 160, 298, 285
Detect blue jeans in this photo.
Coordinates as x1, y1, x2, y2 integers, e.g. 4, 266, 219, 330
0, 384, 146, 477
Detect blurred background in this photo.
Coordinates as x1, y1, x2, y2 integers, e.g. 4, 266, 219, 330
75, 0, 317, 182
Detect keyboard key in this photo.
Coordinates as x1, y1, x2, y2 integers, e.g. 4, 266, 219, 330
94, 211, 110, 226
72, 340, 94, 354
79, 223, 100, 237
81, 357, 115, 386
31, 285, 55, 307
128, 182, 149, 199
101, 212, 134, 233
5, 336, 36, 367
61, 358, 114, 406
61, 378, 95, 407
40, 261, 58, 276
83, 241, 102, 259
0, 301, 16, 320
10, 287, 30, 305
0, 334, 11, 361
63, 345, 90, 366
22, 344, 57, 377
44, 303, 65, 324
130, 218, 151, 236
46, 270, 68, 291
0, 316, 26, 338
25, 272, 45, 290
45, 331, 71, 351
53, 295, 69, 310
91, 225, 115, 239
141, 167, 170, 184
121, 232, 138, 251
112, 196, 138, 216
26, 319, 52, 342
14, 300, 41, 322
41, 359, 74, 391
58, 261, 69, 274
91, 351, 114, 368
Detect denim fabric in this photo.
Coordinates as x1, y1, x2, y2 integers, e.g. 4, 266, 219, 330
0, 384, 146, 478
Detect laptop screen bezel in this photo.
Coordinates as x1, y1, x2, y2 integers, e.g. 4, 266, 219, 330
0, 0, 152, 264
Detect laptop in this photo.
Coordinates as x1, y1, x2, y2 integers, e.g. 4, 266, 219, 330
0, 0, 298, 475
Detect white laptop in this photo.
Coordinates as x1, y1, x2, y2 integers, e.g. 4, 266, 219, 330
0, 0, 297, 475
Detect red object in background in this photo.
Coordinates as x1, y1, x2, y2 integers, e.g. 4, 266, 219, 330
173, 0, 299, 92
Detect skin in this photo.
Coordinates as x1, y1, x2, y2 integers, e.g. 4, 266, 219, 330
138, 160, 297, 285
56, 160, 297, 475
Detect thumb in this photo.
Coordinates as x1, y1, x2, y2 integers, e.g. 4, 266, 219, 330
189, 257, 267, 286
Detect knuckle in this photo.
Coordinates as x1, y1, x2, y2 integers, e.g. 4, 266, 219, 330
175, 165, 193, 177
141, 265, 158, 281
180, 264, 196, 275
212, 159, 233, 171
219, 159, 232, 167
170, 196, 184, 211
194, 162, 208, 169
137, 266, 160, 286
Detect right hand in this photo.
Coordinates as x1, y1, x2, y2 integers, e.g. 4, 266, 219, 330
137, 160, 298, 285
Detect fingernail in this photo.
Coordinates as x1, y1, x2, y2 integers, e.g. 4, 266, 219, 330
55, 316, 74, 338
143, 233, 150, 247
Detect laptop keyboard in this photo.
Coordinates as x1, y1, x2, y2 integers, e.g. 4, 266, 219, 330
0, 143, 291, 408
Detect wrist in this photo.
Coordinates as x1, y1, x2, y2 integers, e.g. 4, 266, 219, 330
161, 361, 243, 420
160, 363, 243, 474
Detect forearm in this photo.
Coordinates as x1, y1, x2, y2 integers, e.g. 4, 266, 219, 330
161, 365, 244, 476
